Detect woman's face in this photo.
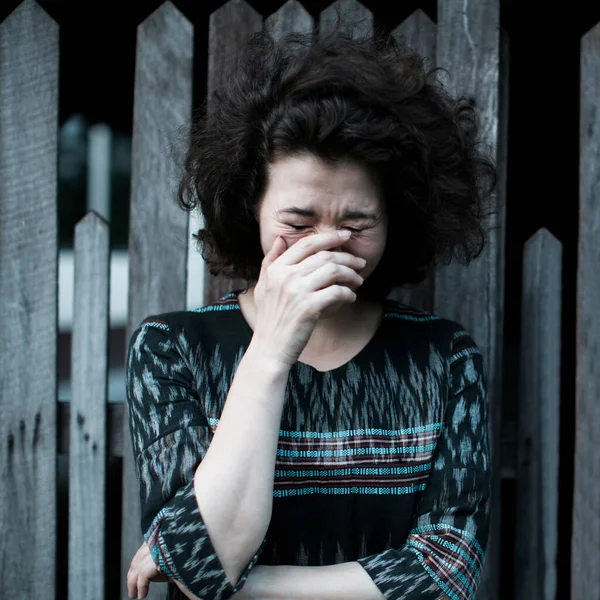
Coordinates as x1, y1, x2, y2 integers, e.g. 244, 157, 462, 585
257, 154, 388, 282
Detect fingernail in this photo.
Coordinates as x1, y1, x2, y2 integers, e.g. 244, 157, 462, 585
358, 258, 367, 266
339, 230, 352, 238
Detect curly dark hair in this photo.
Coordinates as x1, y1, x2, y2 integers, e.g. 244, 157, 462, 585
177, 17, 497, 300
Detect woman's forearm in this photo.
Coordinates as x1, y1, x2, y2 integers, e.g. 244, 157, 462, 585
239, 563, 385, 600
193, 339, 290, 587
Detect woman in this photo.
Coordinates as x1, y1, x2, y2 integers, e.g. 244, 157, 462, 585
126, 18, 495, 600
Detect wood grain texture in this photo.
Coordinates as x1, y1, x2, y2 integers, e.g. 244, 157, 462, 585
434, 1, 503, 598
121, 4, 193, 599
391, 8, 436, 68
69, 212, 110, 600
494, 26, 509, 489
319, 0, 373, 38
0, 2, 59, 598
59, 401, 123, 457
515, 229, 562, 600
203, 0, 263, 305
264, 0, 313, 40
572, 21, 600, 600
389, 9, 436, 313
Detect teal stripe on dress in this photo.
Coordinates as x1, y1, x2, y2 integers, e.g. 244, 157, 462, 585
410, 523, 486, 561
144, 507, 176, 578
206, 417, 442, 437
383, 312, 440, 322
277, 444, 437, 458
449, 347, 480, 364
273, 483, 427, 497
426, 535, 482, 583
408, 538, 477, 598
188, 304, 240, 313
407, 546, 464, 600
141, 320, 170, 332
453, 330, 471, 340
275, 463, 432, 478
220, 292, 238, 300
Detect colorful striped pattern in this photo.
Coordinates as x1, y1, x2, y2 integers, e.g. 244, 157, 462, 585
189, 292, 240, 313
144, 507, 176, 578
407, 524, 486, 600
208, 419, 440, 495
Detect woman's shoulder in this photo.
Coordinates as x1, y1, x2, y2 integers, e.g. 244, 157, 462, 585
129, 291, 248, 353
381, 297, 481, 358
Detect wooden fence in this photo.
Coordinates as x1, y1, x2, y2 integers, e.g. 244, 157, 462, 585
0, 0, 598, 599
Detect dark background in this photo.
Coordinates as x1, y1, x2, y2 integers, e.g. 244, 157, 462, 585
1, 1, 598, 598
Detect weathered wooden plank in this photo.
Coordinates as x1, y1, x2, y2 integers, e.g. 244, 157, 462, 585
264, 0, 313, 40
203, 0, 263, 305
0, 2, 59, 599
69, 212, 110, 600
494, 25, 510, 485
515, 229, 561, 600
391, 8, 436, 68
572, 21, 600, 600
121, 4, 193, 599
59, 401, 123, 457
389, 9, 436, 313
434, 1, 502, 598
319, 0, 373, 38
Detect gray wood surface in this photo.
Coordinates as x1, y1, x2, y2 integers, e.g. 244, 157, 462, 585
319, 0, 373, 38
69, 212, 110, 600
572, 21, 600, 600
391, 8, 436, 68
0, 2, 59, 599
121, 4, 193, 599
434, 1, 503, 598
264, 0, 313, 40
0, 0, 58, 599
494, 26, 510, 490
59, 401, 123, 457
203, 0, 262, 305
515, 229, 561, 600
389, 9, 436, 313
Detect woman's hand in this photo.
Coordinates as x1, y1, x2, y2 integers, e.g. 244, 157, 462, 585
126, 541, 169, 599
252, 230, 366, 366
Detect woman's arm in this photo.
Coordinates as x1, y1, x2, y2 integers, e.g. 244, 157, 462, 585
193, 230, 363, 585
127, 230, 365, 600
126, 327, 290, 600
236, 563, 385, 600
193, 342, 290, 585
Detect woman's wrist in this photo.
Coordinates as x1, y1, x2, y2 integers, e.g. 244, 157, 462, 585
244, 335, 295, 374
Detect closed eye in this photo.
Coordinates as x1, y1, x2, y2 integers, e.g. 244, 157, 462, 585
287, 224, 365, 233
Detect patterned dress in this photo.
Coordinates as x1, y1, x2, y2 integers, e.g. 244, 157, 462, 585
126, 292, 491, 600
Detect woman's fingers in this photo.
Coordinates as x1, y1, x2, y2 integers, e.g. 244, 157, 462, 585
306, 262, 364, 292
261, 235, 288, 269
127, 542, 169, 599
137, 575, 150, 600
294, 250, 366, 276
277, 230, 351, 266
127, 567, 136, 599
310, 284, 357, 313
127, 563, 143, 599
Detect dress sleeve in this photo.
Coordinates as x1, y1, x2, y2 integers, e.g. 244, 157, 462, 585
126, 317, 264, 600
357, 329, 491, 600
